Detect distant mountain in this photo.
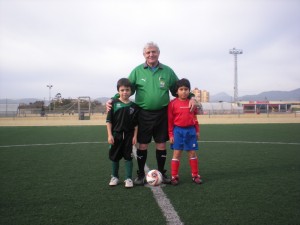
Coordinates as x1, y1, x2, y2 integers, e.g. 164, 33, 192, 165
0, 98, 43, 104
0, 97, 110, 105
240, 88, 300, 101
210, 88, 300, 102
95, 97, 111, 104
210, 92, 232, 102
2, 88, 299, 105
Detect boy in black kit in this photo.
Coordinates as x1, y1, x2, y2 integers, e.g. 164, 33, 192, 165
106, 78, 139, 188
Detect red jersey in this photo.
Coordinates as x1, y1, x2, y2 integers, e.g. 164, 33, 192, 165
168, 98, 200, 138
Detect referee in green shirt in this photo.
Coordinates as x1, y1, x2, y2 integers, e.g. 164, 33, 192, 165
107, 42, 197, 185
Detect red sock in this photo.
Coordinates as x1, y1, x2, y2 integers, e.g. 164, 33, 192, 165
189, 157, 199, 177
171, 159, 180, 177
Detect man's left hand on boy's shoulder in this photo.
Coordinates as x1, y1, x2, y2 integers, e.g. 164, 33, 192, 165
189, 97, 199, 112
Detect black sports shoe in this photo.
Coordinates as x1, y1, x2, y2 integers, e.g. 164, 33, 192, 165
133, 170, 145, 185
160, 169, 171, 184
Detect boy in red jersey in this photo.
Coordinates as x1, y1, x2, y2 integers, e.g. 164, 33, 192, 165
168, 78, 202, 185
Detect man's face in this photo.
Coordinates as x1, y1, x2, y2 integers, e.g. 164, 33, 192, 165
143, 47, 160, 66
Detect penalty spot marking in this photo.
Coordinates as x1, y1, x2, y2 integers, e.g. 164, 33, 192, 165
132, 146, 184, 225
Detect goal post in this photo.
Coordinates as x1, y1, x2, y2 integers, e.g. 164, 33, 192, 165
78, 96, 91, 120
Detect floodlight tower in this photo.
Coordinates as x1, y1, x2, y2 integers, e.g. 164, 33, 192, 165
229, 47, 243, 103
47, 84, 53, 111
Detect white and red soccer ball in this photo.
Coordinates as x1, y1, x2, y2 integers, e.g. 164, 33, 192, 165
146, 169, 163, 186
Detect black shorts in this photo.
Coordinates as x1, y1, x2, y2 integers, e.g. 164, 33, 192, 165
109, 131, 133, 161
137, 107, 168, 144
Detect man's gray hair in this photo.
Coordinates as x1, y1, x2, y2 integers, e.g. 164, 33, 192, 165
143, 42, 160, 53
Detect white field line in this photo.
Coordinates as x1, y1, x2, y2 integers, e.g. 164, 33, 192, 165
201, 140, 300, 145
1, 140, 300, 148
0, 142, 102, 148
132, 146, 184, 225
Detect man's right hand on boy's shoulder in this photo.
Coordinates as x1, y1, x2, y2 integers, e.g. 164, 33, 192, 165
106, 99, 113, 112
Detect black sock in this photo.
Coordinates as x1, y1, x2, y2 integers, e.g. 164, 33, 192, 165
156, 149, 167, 173
136, 149, 147, 175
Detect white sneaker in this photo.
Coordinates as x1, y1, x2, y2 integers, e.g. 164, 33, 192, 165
109, 176, 119, 186
124, 178, 133, 188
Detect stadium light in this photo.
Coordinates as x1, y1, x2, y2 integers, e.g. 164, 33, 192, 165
229, 47, 243, 103
47, 84, 53, 112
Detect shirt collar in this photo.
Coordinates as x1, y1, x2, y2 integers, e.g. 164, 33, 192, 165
143, 61, 163, 69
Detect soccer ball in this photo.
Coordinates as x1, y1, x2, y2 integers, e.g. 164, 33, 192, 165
146, 169, 163, 186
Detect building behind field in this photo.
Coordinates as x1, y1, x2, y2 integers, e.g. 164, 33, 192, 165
240, 101, 300, 114
201, 102, 243, 114
192, 88, 210, 102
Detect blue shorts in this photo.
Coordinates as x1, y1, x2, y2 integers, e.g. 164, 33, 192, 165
171, 126, 198, 151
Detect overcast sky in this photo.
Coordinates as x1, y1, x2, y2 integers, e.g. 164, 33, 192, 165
0, 0, 299, 100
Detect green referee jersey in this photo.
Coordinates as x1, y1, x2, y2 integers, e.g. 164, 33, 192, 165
106, 99, 139, 132
128, 62, 179, 110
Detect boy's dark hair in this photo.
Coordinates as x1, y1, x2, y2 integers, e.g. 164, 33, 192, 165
176, 78, 191, 91
117, 78, 132, 91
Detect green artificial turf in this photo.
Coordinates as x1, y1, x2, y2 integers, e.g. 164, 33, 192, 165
0, 124, 299, 225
